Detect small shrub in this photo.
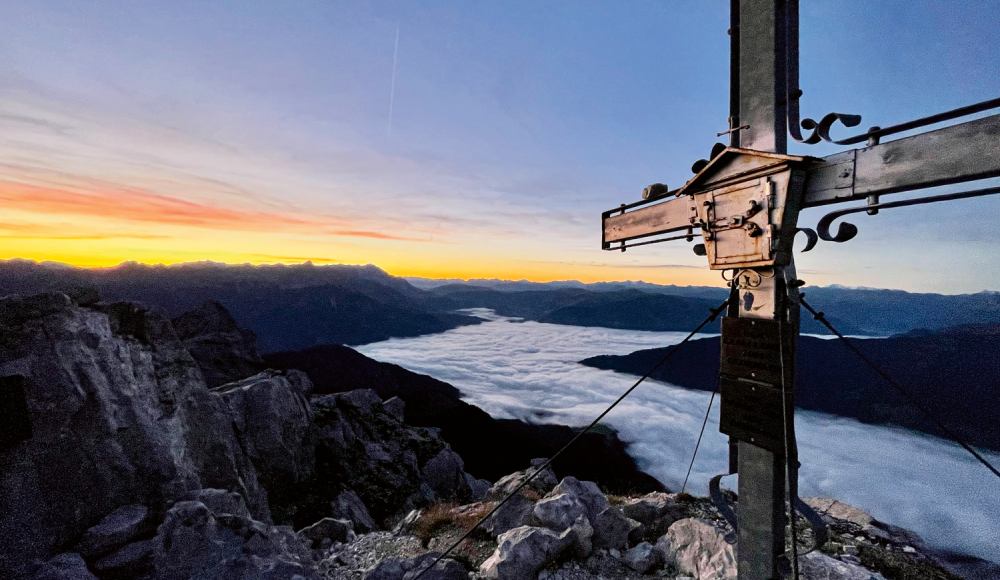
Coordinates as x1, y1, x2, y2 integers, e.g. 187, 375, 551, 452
411, 503, 461, 545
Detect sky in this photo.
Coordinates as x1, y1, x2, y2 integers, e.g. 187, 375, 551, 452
1, 0, 998, 293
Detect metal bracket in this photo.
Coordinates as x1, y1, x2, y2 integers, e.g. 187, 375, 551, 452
816, 185, 1000, 243
709, 473, 739, 545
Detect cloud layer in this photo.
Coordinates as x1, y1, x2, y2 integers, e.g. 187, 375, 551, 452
358, 310, 1000, 562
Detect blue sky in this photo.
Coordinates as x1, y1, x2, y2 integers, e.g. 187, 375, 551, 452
1, 0, 998, 292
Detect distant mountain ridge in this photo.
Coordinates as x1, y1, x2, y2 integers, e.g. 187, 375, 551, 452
4, 260, 998, 349
0, 260, 479, 352
411, 277, 1000, 337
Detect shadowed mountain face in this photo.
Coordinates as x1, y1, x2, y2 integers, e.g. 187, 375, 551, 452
580, 323, 1000, 452
263, 344, 666, 494
0, 260, 480, 352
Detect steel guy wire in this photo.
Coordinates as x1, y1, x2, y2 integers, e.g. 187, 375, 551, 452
409, 297, 731, 580
797, 295, 1000, 481
680, 375, 719, 495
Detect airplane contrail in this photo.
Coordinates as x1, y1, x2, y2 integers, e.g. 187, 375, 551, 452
387, 22, 400, 141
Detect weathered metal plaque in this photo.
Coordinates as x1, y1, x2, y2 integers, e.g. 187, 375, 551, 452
718, 377, 792, 454
719, 316, 784, 385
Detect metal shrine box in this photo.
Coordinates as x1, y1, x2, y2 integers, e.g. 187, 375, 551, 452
601, 148, 810, 271
678, 148, 809, 270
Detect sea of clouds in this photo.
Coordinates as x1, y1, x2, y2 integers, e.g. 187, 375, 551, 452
357, 309, 1000, 562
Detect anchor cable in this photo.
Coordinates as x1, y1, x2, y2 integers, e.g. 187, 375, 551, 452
409, 297, 731, 579
797, 295, 1000, 480
776, 289, 800, 580
681, 376, 720, 494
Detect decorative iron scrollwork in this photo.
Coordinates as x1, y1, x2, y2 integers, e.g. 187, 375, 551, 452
814, 186, 1000, 245
793, 112, 863, 145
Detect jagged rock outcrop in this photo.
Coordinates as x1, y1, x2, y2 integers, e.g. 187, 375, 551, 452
487, 458, 559, 500
0, 293, 486, 578
0, 293, 274, 576
172, 300, 265, 388
152, 500, 317, 580
480, 526, 574, 580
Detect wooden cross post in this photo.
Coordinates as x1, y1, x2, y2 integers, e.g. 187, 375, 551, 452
600, 2, 1000, 579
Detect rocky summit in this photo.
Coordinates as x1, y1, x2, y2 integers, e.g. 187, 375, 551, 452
0, 291, 990, 580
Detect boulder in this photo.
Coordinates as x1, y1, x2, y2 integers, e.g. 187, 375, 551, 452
800, 552, 887, 580
189, 488, 252, 519
298, 518, 355, 548
622, 493, 684, 527
592, 506, 632, 550
465, 473, 492, 502
335, 389, 384, 414
657, 518, 737, 580
480, 526, 573, 580
383, 396, 406, 422
366, 553, 469, 580
393, 510, 422, 536
483, 494, 535, 538
533, 493, 588, 531
488, 458, 558, 499
153, 500, 317, 580
627, 518, 646, 546
331, 490, 377, 534
402, 553, 470, 580
549, 477, 610, 523
32, 553, 98, 580
422, 448, 473, 500
91, 538, 155, 579
75, 504, 151, 559
624, 542, 665, 574
565, 515, 594, 558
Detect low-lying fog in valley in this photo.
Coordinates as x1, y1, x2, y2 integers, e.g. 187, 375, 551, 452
358, 308, 1000, 562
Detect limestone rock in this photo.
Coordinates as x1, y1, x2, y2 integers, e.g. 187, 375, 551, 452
366, 553, 468, 580
172, 300, 264, 388
627, 518, 645, 546
383, 396, 406, 422
335, 389, 384, 414
91, 538, 155, 578
393, 510, 422, 536
592, 506, 631, 550
624, 541, 665, 574
422, 448, 472, 500
298, 518, 355, 548
533, 493, 588, 531
331, 490, 377, 534
488, 458, 558, 499
32, 553, 98, 580
215, 369, 317, 495
565, 515, 594, 558
402, 553, 470, 580
622, 492, 685, 533
483, 493, 535, 538
0, 294, 270, 576
550, 477, 610, 523
465, 473, 492, 502
75, 504, 151, 559
800, 552, 887, 580
657, 518, 737, 580
480, 526, 573, 580
188, 488, 252, 519
152, 500, 317, 580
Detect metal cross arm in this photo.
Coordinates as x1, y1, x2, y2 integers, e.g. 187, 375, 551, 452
602, 112, 1000, 253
